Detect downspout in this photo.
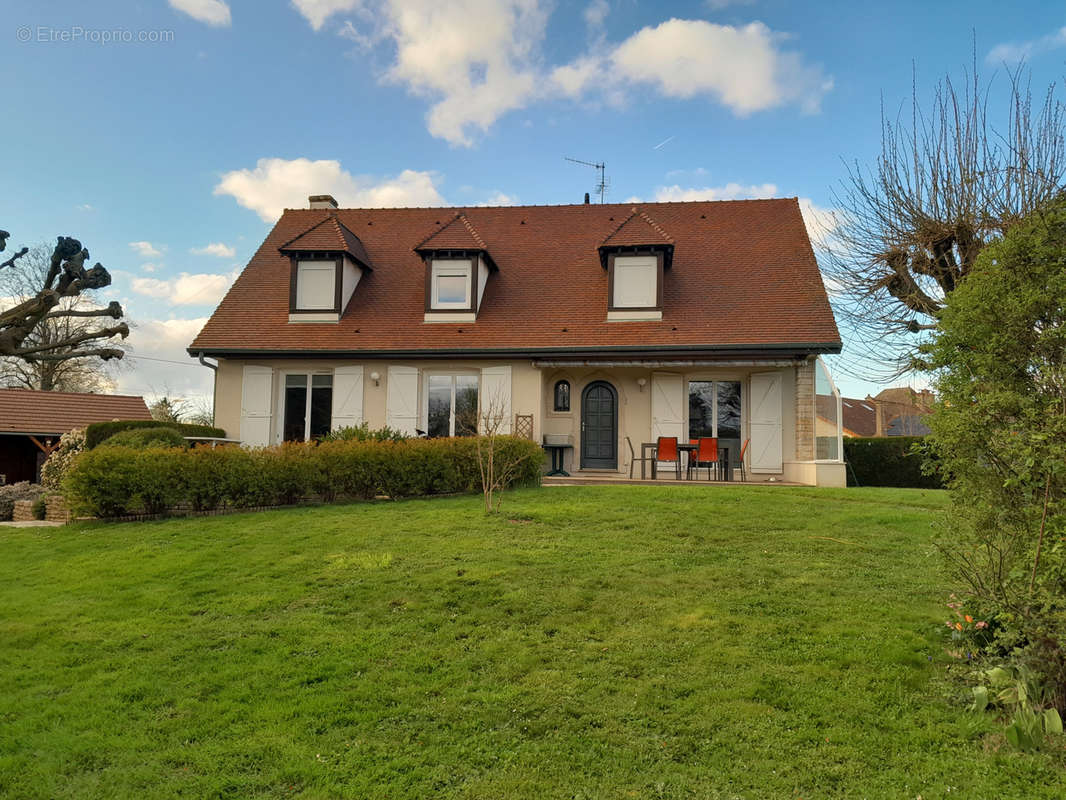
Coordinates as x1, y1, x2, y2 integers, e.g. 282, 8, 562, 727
198, 352, 219, 424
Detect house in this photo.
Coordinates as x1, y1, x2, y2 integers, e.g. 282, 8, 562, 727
0, 388, 152, 484
816, 387, 933, 441
188, 195, 846, 486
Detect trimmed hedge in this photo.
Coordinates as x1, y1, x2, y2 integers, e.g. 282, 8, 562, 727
64, 436, 544, 518
101, 427, 189, 449
844, 436, 942, 489
85, 420, 225, 449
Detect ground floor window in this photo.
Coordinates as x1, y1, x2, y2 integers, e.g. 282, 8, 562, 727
426, 374, 478, 437
283, 373, 333, 441
688, 380, 742, 444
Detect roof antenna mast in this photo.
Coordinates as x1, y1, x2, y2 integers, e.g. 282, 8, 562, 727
564, 156, 609, 203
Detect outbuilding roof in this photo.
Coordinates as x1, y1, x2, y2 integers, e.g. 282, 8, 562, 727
0, 389, 152, 436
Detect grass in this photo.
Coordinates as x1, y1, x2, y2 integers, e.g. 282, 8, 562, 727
0, 485, 1061, 798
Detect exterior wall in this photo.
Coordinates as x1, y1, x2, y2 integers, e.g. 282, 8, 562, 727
213, 356, 843, 486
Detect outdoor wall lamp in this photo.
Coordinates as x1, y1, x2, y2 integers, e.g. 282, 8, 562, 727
636, 377, 647, 391
370, 371, 381, 386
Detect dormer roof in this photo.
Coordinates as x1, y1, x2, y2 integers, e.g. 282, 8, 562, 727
414, 213, 497, 269
279, 214, 372, 270
598, 208, 675, 268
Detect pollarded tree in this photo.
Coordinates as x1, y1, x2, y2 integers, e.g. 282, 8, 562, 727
0, 243, 130, 391
923, 196, 1066, 708
0, 229, 128, 375
823, 64, 1066, 379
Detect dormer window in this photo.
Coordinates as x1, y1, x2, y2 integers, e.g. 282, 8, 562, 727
611, 255, 659, 309
415, 213, 497, 323
295, 259, 338, 310
430, 259, 473, 310
279, 213, 373, 324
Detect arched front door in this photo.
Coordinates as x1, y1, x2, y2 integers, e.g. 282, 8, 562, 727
581, 381, 618, 469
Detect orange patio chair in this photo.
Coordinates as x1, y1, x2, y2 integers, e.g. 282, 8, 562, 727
692, 437, 719, 480
656, 436, 682, 480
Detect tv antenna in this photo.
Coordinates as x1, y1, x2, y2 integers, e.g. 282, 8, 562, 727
565, 156, 609, 203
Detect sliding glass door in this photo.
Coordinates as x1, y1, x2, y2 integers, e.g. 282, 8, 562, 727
426, 374, 479, 437
282, 373, 333, 442
688, 380, 742, 460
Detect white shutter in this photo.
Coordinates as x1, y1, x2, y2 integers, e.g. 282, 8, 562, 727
750, 371, 783, 472
296, 261, 336, 310
239, 365, 273, 446
385, 366, 419, 435
480, 365, 512, 434
331, 365, 364, 431
651, 372, 684, 468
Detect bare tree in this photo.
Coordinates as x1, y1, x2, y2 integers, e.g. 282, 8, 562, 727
1, 230, 128, 376
0, 244, 129, 391
471, 393, 534, 514
822, 62, 1066, 379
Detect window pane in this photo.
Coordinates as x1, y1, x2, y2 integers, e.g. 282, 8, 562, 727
455, 375, 479, 436
554, 380, 570, 412
310, 381, 333, 439
436, 274, 468, 305
688, 381, 714, 440
613, 256, 657, 307
283, 380, 307, 442
427, 375, 451, 438
716, 382, 742, 440
815, 359, 840, 460
296, 261, 336, 310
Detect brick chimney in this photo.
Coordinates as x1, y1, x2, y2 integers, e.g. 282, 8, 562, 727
309, 194, 338, 210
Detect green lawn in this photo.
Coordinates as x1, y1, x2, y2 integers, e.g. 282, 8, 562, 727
0, 485, 1061, 798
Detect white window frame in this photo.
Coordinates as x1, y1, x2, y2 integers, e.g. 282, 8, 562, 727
430, 259, 473, 310
421, 371, 479, 437
813, 356, 844, 462
295, 260, 337, 311
277, 370, 333, 442
612, 255, 658, 309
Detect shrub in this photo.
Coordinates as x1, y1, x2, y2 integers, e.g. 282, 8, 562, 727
30, 495, 47, 520
320, 422, 409, 442
64, 447, 141, 517
102, 427, 189, 450
0, 482, 47, 521
843, 437, 942, 488
85, 420, 224, 449
40, 428, 86, 492
62, 435, 544, 518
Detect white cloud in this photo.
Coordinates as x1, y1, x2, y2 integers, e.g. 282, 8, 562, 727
291, 0, 363, 31
652, 182, 779, 202
141, 263, 160, 274
798, 198, 837, 250
214, 157, 446, 222
168, 0, 231, 27
130, 271, 235, 307
76, 203, 95, 212
584, 0, 609, 30
476, 191, 519, 206
610, 19, 831, 115
191, 242, 237, 258
116, 317, 214, 409
987, 26, 1066, 64
128, 241, 163, 259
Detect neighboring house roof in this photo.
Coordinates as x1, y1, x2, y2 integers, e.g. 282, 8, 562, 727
189, 198, 840, 358
279, 214, 372, 270
885, 414, 932, 437
0, 389, 152, 436
816, 395, 878, 437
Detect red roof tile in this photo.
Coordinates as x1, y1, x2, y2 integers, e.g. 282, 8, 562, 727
600, 208, 675, 247
0, 389, 152, 435
189, 198, 840, 356
279, 214, 372, 269
414, 213, 488, 252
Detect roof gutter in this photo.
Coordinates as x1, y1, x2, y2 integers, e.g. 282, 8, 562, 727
187, 342, 841, 360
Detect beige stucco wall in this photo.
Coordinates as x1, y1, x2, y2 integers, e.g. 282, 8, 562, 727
213, 356, 844, 486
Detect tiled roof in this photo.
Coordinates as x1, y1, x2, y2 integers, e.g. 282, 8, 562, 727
0, 389, 152, 435
414, 213, 488, 252
189, 198, 840, 356
600, 208, 675, 247
819, 395, 877, 437
279, 215, 372, 269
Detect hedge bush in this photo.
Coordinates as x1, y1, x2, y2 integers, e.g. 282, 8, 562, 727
84, 420, 225, 449
64, 436, 543, 518
0, 482, 47, 521
844, 436, 942, 489
101, 427, 189, 449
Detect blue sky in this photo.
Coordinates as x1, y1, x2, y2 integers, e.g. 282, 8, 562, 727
2, 0, 1064, 404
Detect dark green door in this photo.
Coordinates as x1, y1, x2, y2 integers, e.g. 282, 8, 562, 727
581, 381, 617, 469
